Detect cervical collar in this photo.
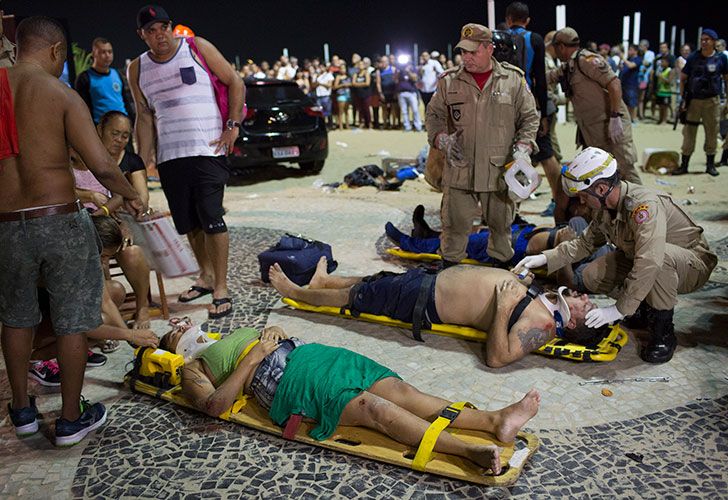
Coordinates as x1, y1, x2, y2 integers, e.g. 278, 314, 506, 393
175, 325, 217, 362
538, 286, 572, 338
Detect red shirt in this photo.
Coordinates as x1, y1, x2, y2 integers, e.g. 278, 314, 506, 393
0, 68, 19, 161
468, 69, 493, 91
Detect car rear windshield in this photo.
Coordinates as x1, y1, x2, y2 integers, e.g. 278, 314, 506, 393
245, 83, 308, 106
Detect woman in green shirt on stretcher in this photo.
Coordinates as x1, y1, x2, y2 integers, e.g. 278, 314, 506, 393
160, 323, 541, 474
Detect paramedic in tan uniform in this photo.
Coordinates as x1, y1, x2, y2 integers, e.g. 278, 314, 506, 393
515, 148, 716, 365
426, 23, 539, 268
546, 27, 641, 185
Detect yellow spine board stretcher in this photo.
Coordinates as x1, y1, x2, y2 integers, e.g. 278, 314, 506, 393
282, 298, 629, 362
386, 247, 548, 277
125, 349, 539, 487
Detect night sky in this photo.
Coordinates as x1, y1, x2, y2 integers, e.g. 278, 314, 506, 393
2, 0, 716, 66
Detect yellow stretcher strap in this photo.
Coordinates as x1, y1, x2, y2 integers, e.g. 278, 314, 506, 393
412, 401, 476, 471
235, 339, 260, 367
230, 339, 261, 403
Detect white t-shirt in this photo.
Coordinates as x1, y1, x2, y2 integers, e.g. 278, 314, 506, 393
277, 64, 296, 80
253, 71, 266, 79
315, 72, 335, 97
643, 49, 655, 66
420, 59, 444, 93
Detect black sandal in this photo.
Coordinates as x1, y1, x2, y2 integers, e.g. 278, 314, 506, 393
178, 285, 213, 303
208, 297, 233, 319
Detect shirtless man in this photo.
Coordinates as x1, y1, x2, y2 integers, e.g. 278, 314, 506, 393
0, 16, 142, 445
269, 258, 605, 368
161, 323, 541, 474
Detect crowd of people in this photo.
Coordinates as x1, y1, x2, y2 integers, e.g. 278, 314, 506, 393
0, 2, 725, 476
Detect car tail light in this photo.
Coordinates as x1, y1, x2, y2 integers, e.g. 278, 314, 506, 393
304, 105, 324, 117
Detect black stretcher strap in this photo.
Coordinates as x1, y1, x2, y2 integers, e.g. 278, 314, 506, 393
411, 273, 436, 342
507, 284, 543, 332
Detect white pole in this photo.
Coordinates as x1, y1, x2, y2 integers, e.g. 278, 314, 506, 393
414, 43, 419, 61
697, 27, 702, 48
556, 5, 567, 124
556, 5, 566, 30
680, 29, 685, 48
385, 44, 390, 56
632, 12, 641, 45
283, 48, 288, 58
623, 16, 631, 55
323, 43, 329, 65
487, 0, 495, 30
670, 26, 676, 53
659, 21, 665, 43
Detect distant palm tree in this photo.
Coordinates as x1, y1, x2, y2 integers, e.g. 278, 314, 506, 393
73, 42, 92, 74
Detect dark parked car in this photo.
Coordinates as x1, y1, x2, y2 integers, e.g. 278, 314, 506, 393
229, 78, 328, 173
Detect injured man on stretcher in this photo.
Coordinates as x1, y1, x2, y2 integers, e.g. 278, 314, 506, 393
269, 258, 610, 368
160, 324, 541, 474
385, 205, 613, 291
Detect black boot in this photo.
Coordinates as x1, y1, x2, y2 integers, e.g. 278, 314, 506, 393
706, 154, 719, 177
640, 306, 677, 364
411, 205, 440, 239
441, 259, 459, 269
623, 301, 649, 329
719, 149, 728, 167
672, 155, 690, 175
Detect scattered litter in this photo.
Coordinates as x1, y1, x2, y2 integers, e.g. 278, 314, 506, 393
601, 388, 614, 397
625, 452, 644, 463
335, 141, 349, 148
246, 193, 259, 199
377, 149, 391, 156
312, 179, 325, 189
687, 186, 695, 194
579, 376, 671, 386
655, 178, 676, 186
657, 167, 668, 175
677, 199, 698, 206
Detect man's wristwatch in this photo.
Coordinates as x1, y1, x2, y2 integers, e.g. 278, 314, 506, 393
610, 112, 624, 118
225, 119, 241, 130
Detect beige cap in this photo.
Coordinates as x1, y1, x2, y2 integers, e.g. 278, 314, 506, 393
455, 23, 493, 52
553, 27, 580, 46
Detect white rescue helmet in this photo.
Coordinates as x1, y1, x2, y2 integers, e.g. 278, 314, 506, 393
561, 147, 618, 197
504, 159, 541, 201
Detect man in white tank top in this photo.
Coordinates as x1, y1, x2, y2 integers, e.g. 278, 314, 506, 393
127, 5, 245, 320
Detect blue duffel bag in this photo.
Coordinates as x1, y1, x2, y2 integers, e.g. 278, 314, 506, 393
258, 234, 338, 286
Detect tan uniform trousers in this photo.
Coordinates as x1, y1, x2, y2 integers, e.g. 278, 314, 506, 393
681, 96, 721, 156
580, 244, 715, 311
579, 118, 642, 184
440, 187, 515, 263
548, 114, 562, 163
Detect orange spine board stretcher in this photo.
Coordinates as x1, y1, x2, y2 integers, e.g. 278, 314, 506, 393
281, 297, 629, 362
125, 359, 539, 487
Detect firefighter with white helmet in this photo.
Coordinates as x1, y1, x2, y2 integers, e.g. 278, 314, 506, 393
514, 147, 717, 364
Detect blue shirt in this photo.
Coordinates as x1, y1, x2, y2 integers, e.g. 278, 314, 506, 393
683, 50, 728, 98
620, 56, 642, 89
85, 68, 127, 123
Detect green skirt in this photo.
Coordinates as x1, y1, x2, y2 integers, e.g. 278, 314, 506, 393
268, 343, 400, 440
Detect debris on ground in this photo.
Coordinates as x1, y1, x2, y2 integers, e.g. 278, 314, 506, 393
601, 388, 614, 397
579, 376, 671, 386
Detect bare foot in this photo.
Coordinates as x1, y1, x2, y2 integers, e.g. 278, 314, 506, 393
133, 306, 151, 329
494, 389, 541, 443
269, 263, 300, 298
308, 257, 330, 289
467, 444, 501, 474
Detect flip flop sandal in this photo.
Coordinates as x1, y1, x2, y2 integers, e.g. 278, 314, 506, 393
208, 297, 233, 320
178, 285, 214, 303
101, 339, 121, 354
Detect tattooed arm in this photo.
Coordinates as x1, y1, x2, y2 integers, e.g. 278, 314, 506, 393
181, 340, 281, 416
485, 280, 555, 368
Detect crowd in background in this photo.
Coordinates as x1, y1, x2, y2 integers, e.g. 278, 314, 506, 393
233, 35, 728, 131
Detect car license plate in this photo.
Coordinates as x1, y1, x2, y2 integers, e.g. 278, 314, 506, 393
272, 146, 300, 159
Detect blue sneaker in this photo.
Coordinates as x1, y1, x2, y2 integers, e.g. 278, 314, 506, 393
55, 397, 107, 447
540, 200, 556, 217
384, 222, 405, 246
8, 395, 39, 438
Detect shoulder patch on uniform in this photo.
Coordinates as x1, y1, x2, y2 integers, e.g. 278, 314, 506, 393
500, 61, 525, 76
631, 204, 650, 225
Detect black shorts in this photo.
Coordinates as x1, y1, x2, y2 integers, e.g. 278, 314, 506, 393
158, 156, 230, 235
348, 268, 441, 324
532, 116, 555, 163
655, 95, 671, 106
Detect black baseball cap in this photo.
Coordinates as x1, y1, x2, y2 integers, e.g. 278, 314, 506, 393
137, 5, 171, 30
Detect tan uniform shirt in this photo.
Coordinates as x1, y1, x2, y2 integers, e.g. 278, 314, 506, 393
547, 49, 629, 130
426, 60, 539, 192
543, 182, 715, 315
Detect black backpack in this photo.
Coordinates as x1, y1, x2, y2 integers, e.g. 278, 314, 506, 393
258, 234, 338, 286
492, 30, 527, 71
